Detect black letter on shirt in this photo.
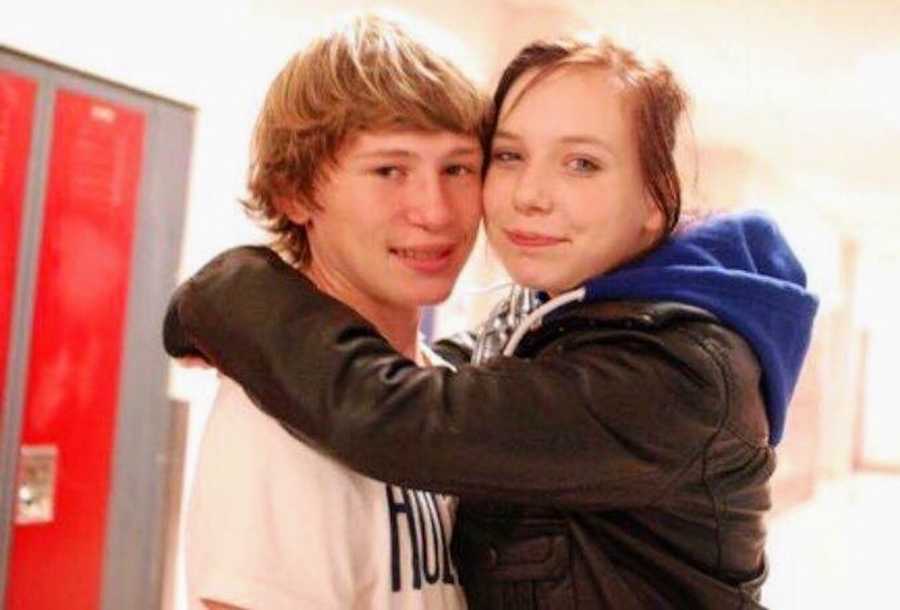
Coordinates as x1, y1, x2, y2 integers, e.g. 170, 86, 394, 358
415, 491, 441, 585
428, 494, 457, 584
387, 485, 421, 591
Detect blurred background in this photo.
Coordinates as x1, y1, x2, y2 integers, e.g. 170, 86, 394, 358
1, 1, 898, 609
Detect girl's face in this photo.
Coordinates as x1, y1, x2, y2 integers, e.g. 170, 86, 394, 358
483, 65, 664, 295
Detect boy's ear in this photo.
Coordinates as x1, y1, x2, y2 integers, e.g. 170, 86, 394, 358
278, 196, 314, 225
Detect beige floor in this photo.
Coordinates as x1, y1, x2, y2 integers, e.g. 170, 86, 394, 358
763, 473, 900, 608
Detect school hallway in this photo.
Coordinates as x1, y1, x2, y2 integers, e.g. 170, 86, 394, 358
764, 473, 900, 608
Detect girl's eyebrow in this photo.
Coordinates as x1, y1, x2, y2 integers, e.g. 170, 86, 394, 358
494, 130, 616, 157
558, 135, 616, 156
492, 129, 519, 141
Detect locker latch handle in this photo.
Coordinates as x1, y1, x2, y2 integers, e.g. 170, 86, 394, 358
15, 444, 58, 525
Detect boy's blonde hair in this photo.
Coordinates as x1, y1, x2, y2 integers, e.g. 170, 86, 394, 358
244, 14, 489, 267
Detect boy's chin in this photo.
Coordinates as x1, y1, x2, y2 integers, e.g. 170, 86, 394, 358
416, 289, 455, 307
402, 283, 456, 308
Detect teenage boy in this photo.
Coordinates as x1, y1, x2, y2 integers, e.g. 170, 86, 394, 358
183, 15, 486, 610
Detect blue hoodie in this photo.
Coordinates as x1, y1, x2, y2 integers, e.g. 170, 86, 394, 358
581, 211, 818, 446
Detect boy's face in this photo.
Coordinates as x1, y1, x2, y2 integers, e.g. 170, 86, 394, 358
293, 130, 483, 312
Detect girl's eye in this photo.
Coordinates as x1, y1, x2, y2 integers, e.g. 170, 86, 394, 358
492, 150, 521, 163
567, 157, 601, 173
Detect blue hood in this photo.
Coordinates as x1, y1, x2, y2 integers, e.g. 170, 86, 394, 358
581, 211, 818, 445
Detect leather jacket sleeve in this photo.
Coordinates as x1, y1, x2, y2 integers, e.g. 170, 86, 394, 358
169, 246, 730, 508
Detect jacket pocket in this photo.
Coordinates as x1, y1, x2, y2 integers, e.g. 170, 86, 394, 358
457, 531, 576, 610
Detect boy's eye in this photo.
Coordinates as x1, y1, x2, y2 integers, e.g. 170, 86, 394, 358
445, 164, 475, 176
373, 166, 404, 178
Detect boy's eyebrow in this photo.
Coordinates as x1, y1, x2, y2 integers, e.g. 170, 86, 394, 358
444, 146, 482, 157
353, 146, 482, 160
353, 148, 417, 159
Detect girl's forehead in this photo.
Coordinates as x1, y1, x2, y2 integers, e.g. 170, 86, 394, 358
496, 67, 634, 147
501, 65, 626, 120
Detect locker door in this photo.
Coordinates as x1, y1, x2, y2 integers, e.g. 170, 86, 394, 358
4, 89, 146, 610
0, 72, 38, 430
1, 47, 193, 610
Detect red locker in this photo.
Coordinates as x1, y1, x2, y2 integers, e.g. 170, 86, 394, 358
1, 48, 193, 610
0, 72, 37, 429
5, 90, 145, 610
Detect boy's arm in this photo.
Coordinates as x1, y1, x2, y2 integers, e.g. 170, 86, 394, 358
168, 247, 727, 508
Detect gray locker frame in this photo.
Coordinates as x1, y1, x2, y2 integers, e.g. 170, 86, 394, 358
0, 47, 194, 610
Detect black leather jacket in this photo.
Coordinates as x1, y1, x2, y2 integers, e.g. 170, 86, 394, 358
436, 302, 773, 610
167, 247, 774, 609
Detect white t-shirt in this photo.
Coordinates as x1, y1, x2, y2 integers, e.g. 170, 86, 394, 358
187, 348, 466, 610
